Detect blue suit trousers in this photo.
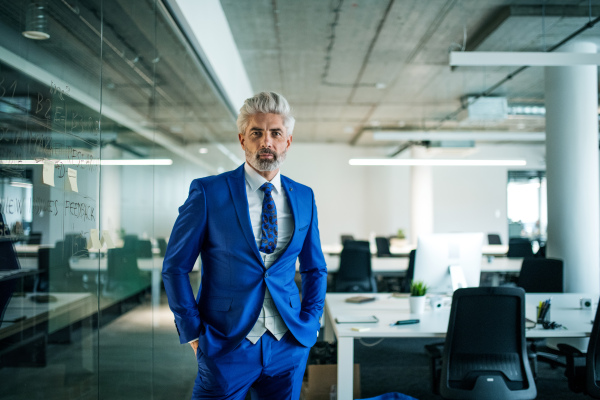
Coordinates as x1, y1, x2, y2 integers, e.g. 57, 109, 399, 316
193, 332, 310, 400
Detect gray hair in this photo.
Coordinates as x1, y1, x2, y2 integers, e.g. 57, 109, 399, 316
237, 92, 295, 136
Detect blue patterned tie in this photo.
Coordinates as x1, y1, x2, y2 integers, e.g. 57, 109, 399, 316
259, 182, 278, 254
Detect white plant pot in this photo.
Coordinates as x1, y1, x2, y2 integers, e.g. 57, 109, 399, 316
409, 295, 426, 315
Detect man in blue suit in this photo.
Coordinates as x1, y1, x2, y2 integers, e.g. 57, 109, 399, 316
162, 92, 328, 400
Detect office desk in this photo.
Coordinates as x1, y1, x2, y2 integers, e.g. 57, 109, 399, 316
69, 257, 164, 308
321, 244, 508, 257
324, 292, 596, 400
322, 255, 522, 275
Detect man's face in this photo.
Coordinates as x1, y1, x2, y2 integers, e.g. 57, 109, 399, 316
238, 113, 293, 172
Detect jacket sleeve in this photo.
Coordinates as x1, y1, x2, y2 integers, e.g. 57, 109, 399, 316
162, 180, 207, 344
297, 188, 328, 323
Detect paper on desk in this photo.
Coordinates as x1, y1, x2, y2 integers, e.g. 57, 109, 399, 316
88, 229, 102, 250
101, 230, 116, 249
65, 168, 78, 192
42, 160, 55, 186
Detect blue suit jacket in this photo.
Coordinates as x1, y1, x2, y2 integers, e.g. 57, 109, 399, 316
162, 164, 328, 358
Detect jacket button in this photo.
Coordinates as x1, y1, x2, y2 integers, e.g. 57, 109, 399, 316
265, 272, 269, 278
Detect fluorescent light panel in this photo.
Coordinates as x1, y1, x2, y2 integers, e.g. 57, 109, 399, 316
450, 51, 600, 67
0, 159, 173, 166
349, 159, 527, 166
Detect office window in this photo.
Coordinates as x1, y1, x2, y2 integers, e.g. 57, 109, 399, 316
507, 171, 547, 243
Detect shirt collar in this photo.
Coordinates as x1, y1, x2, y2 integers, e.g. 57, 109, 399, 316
244, 163, 282, 194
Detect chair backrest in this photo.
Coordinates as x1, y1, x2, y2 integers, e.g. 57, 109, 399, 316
517, 258, 563, 293
156, 237, 168, 257
137, 239, 153, 258
488, 234, 502, 245
440, 287, 536, 400
507, 238, 534, 258
335, 241, 373, 292
375, 237, 392, 257
27, 232, 42, 245
107, 247, 139, 282
401, 249, 416, 293
340, 234, 355, 245
587, 297, 600, 397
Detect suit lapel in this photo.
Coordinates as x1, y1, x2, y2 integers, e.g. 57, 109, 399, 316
278, 175, 299, 258
227, 165, 263, 266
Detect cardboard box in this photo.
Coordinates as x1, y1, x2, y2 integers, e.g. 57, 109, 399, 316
301, 364, 360, 400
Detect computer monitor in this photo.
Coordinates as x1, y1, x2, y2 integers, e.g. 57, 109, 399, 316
412, 233, 484, 294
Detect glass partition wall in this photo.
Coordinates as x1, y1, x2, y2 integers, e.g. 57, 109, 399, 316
0, 1, 235, 398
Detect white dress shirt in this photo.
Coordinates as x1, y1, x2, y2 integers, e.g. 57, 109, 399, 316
244, 163, 294, 343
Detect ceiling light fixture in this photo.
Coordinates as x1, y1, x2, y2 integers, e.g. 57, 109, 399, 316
450, 51, 600, 67
0, 159, 173, 166
22, 1, 50, 40
349, 159, 527, 167
199, 147, 209, 154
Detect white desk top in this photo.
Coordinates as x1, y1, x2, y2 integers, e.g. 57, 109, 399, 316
68, 256, 163, 272
325, 292, 595, 340
321, 255, 522, 274
321, 244, 509, 257
325, 292, 596, 400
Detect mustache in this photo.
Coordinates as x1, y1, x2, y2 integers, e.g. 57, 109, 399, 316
257, 149, 277, 157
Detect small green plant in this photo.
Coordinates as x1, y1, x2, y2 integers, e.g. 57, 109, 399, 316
397, 229, 406, 239
410, 281, 428, 296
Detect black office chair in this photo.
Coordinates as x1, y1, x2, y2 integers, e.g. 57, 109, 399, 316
334, 240, 376, 292
399, 249, 416, 293
340, 234, 354, 245
428, 287, 536, 399
106, 247, 148, 292
375, 236, 403, 258
517, 258, 563, 293
26, 232, 42, 245
156, 237, 168, 257
558, 296, 600, 398
507, 238, 534, 258
487, 233, 502, 245
136, 239, 153, 258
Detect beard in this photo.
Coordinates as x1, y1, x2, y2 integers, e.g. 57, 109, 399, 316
246, 147, 287, 172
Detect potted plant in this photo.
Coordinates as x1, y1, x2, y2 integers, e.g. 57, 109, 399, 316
409, 280, 428, 314
390, 229, 407, 248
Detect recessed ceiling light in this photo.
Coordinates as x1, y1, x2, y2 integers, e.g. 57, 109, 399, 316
375, 83, 386, 89
199, 147, 209, 154
349, 159, 527, 167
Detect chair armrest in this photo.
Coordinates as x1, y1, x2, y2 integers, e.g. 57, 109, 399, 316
557, 343, 584, 357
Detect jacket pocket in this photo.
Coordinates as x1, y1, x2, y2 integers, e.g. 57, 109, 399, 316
290, 295, 301, 309
206, 296, 232, 311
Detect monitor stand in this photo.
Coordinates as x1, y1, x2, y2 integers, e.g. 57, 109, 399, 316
449, 264, 468, 291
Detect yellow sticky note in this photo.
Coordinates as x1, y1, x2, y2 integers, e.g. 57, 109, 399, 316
101, 230, 115, 249
65, 168, 78, 192
88, 229, 102, 250
43, 160, 55, 187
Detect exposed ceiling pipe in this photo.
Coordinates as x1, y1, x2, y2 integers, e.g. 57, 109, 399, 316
350, 12, 600, 149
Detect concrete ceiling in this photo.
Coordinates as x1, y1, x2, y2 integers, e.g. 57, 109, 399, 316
0, 0, 598, 170
219, 0, 600, 149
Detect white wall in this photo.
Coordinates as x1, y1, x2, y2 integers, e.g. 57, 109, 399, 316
118, 141, 546, 248
432, 143, 546, 245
